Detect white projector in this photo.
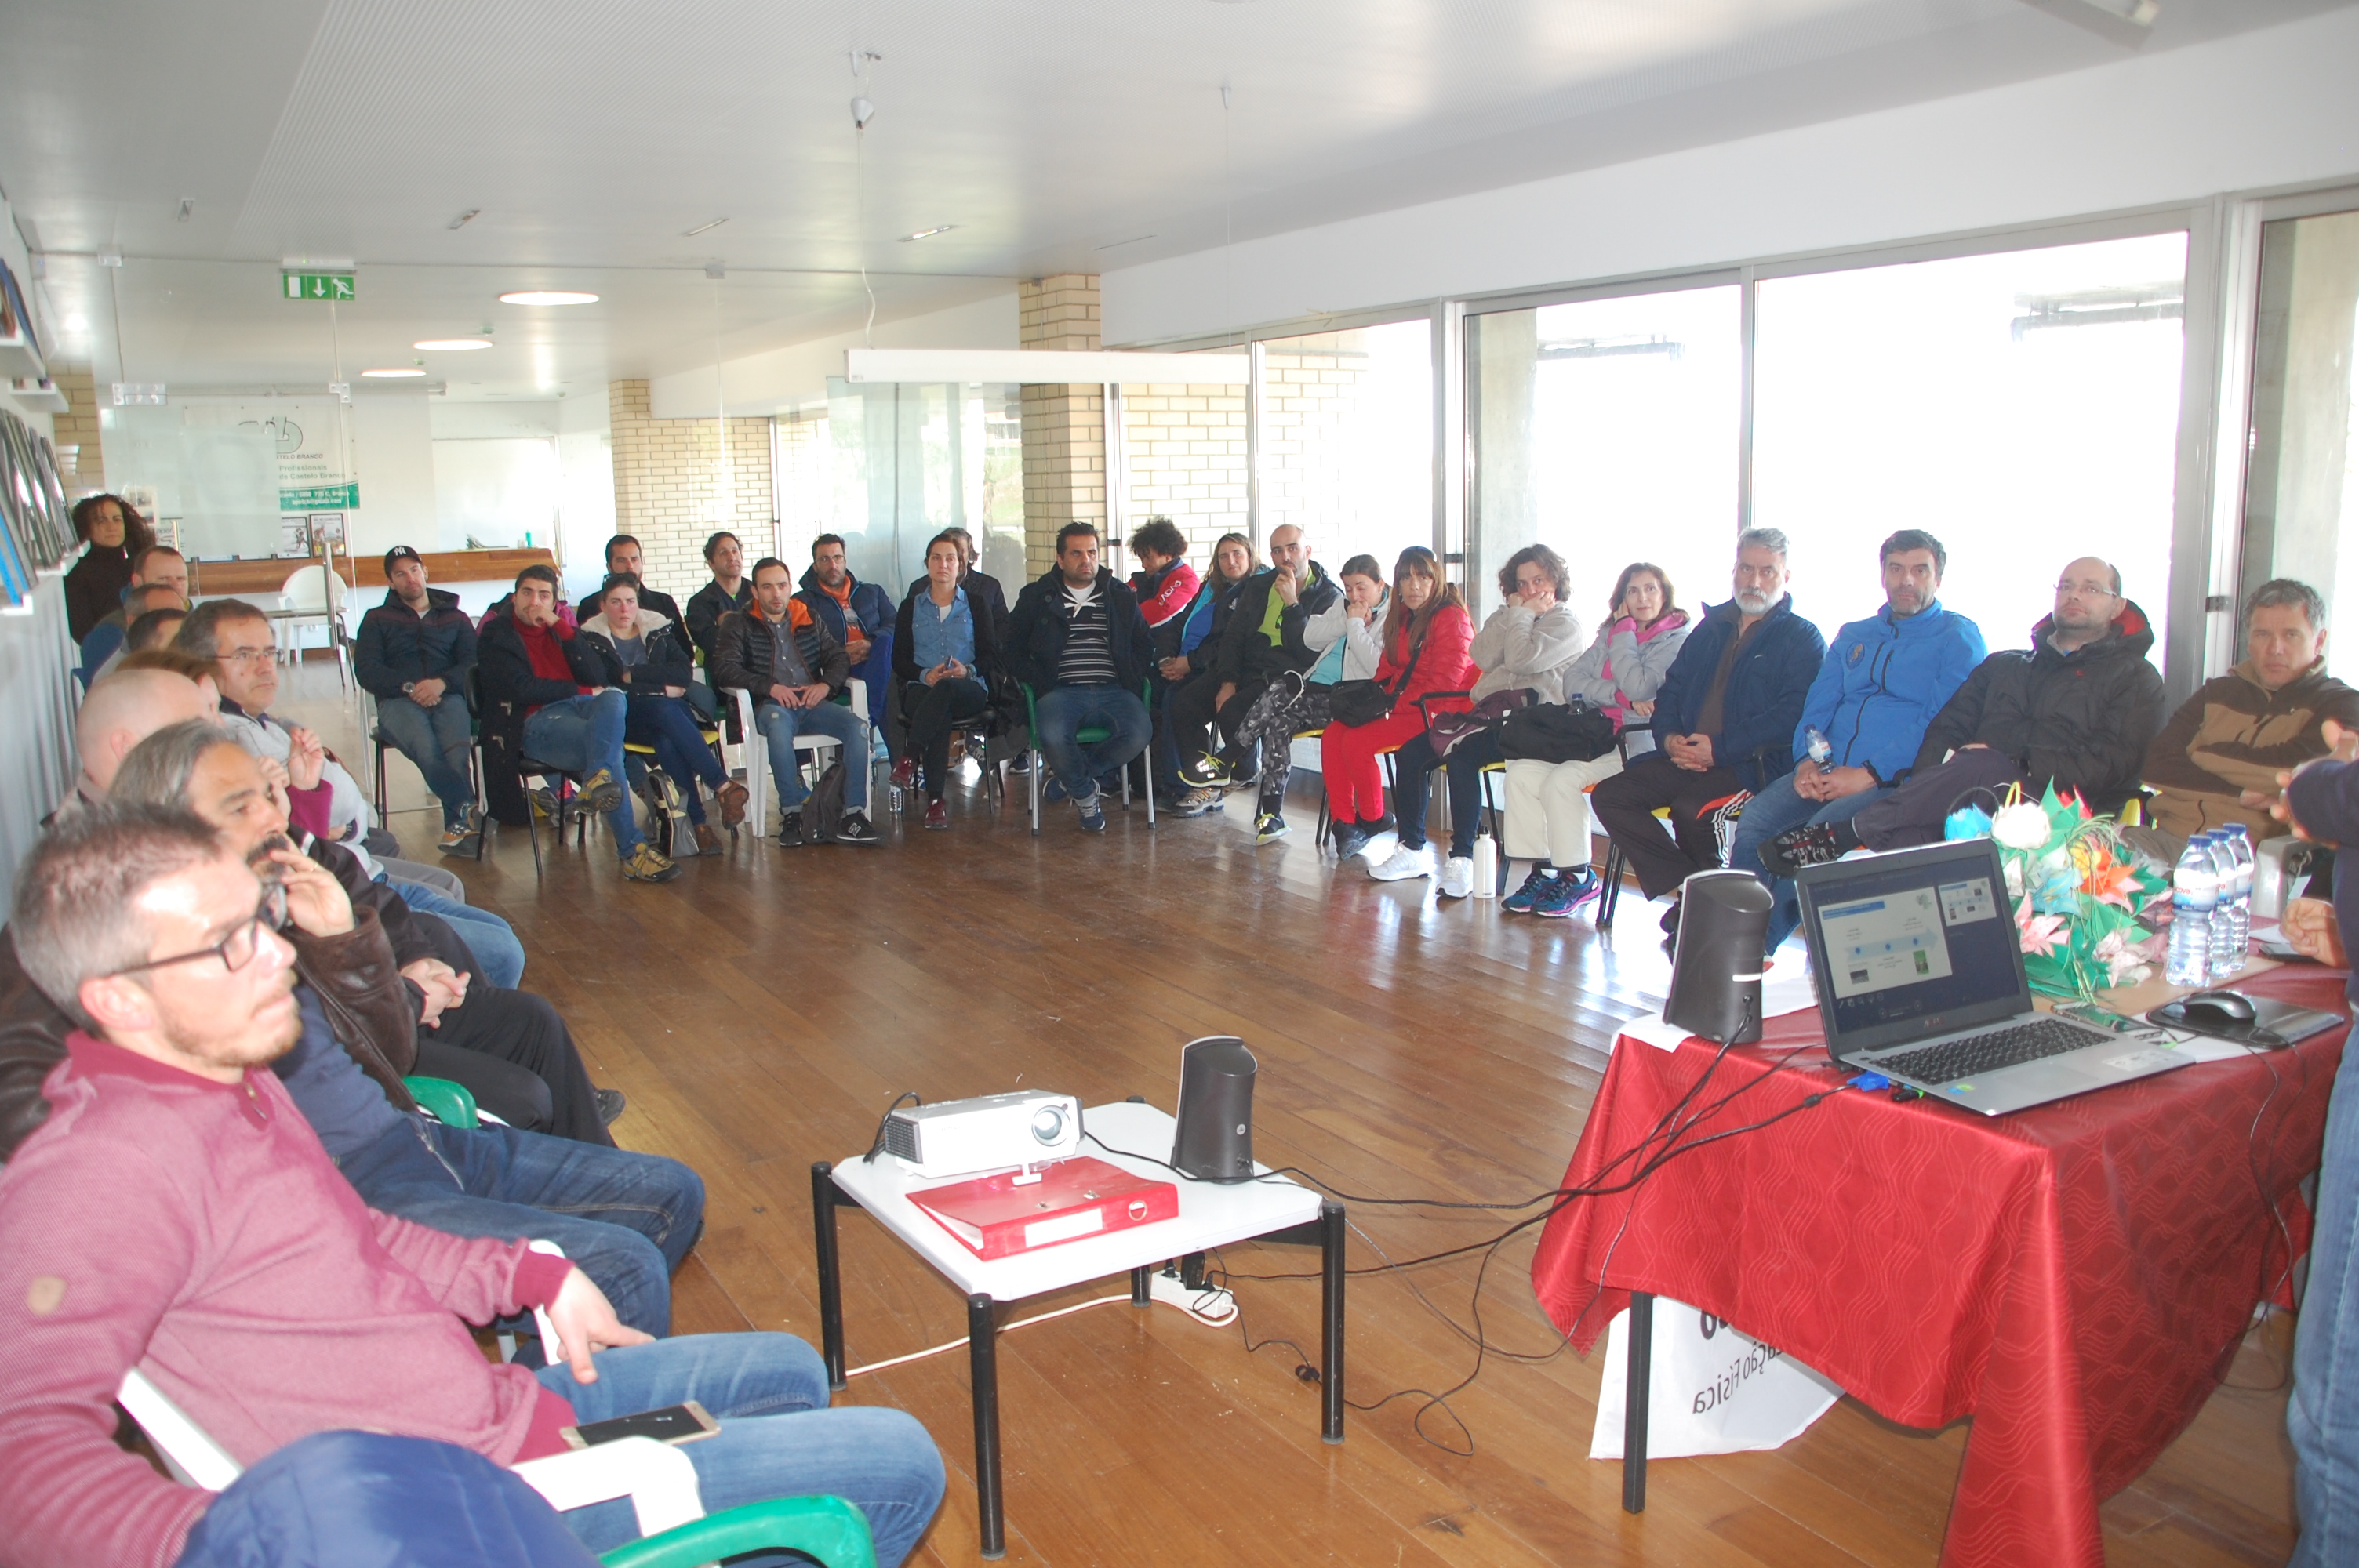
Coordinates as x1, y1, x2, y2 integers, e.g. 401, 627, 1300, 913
883, 1091, 1083, 1180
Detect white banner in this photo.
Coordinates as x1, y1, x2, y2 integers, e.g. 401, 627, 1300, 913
1590, 1298, 1842, 1459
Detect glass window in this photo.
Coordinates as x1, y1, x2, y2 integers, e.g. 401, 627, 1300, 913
433, 437, 558, 553
1752, 232, 2188, 660
798, 379, 1024, 595
1258, 319, 1432, 576
2240, 206, 2359, 623
1467, 285, 1741, 628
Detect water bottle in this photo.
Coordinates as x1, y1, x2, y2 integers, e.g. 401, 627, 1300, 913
2167, 836, 2217, 988
1471, 831, 1499, 899
2204, 833, 2240, 982
2219, 825, 2255, 975
1804, 727, 1834, 767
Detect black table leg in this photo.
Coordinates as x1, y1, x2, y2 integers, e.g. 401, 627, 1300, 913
1130, 1265, 1153, 1307
1623, 1290, 1653, 1513
811, 1163, 846, 1391
1321, 1200, 1346, 1443
968, 1293, 1005, 1559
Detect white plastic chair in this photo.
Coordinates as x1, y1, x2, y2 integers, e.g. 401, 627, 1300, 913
730, 677, 866, 837
276, 565, 353, 690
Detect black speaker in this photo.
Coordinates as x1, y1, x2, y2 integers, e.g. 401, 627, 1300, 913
1171, 1036, 1256, 1182
1664, 870, 1773, 1046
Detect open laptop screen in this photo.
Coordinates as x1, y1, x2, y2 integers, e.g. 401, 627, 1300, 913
1800, 840, 2028, 1048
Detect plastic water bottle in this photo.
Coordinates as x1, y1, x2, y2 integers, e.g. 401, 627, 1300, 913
2168, 836, 2218, 988
2204, 833, 2241, 982
2217, 825, 2255, 976
1804, 727, 1833, 767
1471, 831, 1499, 899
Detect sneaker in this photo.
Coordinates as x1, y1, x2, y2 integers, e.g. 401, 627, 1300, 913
924, 799, 950, 830
1534, 870, 1603, 919
716, 779, 750, 829
1503, 866, 1558, 913
1329, 823, 1370, 862
437, 822, 480, 855
1763, 820, 1848, 876
528, 784, 559, 820
1166, 787, 1223, 818
594, 1087, 627, 1126
776, 811, 804, 845
620, 843, 682, 884
1354, 829, 1401, 866
1179, 752, 1231, 789
834, 811, 879, 845
1437, 855, 1475, 899
1076, 792, 1107, 833
692, 822, 724, 857
1255, 812, 1289, 845
1368, 843, 1436, 883
577, 768, 624, 815
1043, 775, 1070, 804
1007, 752, 1032, 776
889, 757, 918, 792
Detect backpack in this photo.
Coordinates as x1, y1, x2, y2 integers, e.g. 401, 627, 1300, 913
801, 759, 847, 843
1499, 700, 1619, 764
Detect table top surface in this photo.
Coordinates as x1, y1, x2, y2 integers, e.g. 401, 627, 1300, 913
830, 1102, 1323, 1301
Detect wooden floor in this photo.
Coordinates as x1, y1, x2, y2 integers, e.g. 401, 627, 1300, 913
293, 663, 2302, 1568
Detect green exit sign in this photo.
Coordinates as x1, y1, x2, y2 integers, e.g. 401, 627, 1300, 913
282, 272, 355, 301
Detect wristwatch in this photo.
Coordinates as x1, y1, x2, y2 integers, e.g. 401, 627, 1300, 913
401, 681, 416, 695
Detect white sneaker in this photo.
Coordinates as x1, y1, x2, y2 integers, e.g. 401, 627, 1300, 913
1353, 829, 1400, 865
1368, 843, 1435, 883
1437, 856, 1474, 899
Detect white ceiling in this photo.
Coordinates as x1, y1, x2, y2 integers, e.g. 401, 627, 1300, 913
2, 0, 2346, 400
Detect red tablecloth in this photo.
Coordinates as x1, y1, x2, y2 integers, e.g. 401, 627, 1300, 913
1530, 964, 2350, 1568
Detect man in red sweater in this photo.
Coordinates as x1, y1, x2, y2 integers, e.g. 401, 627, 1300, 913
0, 804, 943, 1566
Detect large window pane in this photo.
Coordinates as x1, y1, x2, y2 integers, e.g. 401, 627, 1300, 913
1259, 320, 1431, 572
1468, 285, 1741, 625
800, 379, 1023, 593
2241, 206, 2359, 622
1753, 233, 2187, 660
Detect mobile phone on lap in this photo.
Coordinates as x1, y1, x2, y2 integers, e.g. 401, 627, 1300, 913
558, 1400, 720, 1449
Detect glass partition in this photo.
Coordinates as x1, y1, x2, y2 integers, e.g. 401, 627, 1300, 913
2240, 206, 2359, 622
1257, 319, 1432, 576
804, 379, 1024, 596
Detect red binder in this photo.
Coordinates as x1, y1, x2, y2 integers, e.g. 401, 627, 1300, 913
908, 1157, 1180, 1260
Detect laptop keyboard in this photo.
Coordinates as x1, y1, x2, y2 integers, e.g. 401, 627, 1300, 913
1875, 1017, 2103, 1087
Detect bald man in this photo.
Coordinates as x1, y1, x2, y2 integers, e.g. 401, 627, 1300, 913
56, 666, 220, 813
1765, 554, 2168, 869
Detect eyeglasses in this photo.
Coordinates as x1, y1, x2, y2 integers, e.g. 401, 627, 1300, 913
219, 646, 279, 668
107, 884, 289, 979
2054, 579, 2117, 597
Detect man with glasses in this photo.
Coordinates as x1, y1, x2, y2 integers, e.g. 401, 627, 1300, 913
1765, 554, 2166, 868
0, 803, 943, 1568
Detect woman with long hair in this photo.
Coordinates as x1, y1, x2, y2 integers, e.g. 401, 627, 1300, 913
1221, 554, 1386, 843
64, 492, 158, 644
1161, 531, 1264, 815
1323, 546, 1475, 870
891, 531, 1005, 828
1500, 561, 1693, 917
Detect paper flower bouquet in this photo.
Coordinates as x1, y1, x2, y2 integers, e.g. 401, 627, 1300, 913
1943, 783, 2171, 1002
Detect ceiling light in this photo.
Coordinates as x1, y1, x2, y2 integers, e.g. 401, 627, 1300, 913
683, 217, 729, 238
415, 338, 494, 351
449, 209, 482, 230
1094, 234, 1156, 251
62, 311, 89, 333
2076, 0, 2157, 20
500, 291, 598, 306
362, 368, 425, 378
899, 225, 956, 242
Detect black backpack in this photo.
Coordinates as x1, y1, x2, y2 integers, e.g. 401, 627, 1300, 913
800, 759, 848, 843
1499, 701, 1619, 764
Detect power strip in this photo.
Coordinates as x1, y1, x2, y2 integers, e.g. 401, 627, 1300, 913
1150, 1267, 1238, 1327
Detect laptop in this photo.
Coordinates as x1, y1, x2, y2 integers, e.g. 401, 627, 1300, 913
1794, 837, 2192, 1116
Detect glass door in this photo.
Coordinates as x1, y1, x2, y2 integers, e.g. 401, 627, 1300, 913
2240, 205, 2359, 621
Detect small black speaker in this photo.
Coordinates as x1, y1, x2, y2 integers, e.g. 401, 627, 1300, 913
1171, 1036, 1256, 1182
1664, 870, 1773, 1046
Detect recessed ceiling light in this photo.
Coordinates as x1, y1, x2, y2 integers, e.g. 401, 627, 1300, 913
500, 291, 598, 306
683, 217, 729, 237
362, 368, 425, 378
899, 225, 957, 242
63, 311, 89, 333
415, 338, 494, 351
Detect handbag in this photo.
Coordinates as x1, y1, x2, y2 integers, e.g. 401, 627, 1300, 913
1426, 688, 1530, 757
1499, 700, 1618, 764
1325, 623, 1427, 729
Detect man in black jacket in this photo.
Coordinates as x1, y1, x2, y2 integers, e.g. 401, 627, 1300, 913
574, 534, 684, 627
708, 557, 879, 845
1005, 523, 1154, 833
1172, 523, 1336, 790
577, 575, 747, 857
1767, 556, 2168, 869
683, 530, 752, 665
355, 546, 482, 853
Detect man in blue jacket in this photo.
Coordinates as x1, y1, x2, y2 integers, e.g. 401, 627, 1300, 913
1591, 528, 1825, 938
355, 546, 482, 855
1728, 529, 1985, 956
798, 534, 896, 757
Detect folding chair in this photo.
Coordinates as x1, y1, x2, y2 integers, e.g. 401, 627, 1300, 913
1022, 681, 1156, 834
1594, 744, 1750, 931
729, 678, 867, 837
368, 686, 486, 848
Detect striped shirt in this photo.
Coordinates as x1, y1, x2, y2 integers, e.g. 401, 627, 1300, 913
1056, 580, 1118, 686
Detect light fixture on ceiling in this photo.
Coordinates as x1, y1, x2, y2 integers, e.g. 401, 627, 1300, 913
899, 225, 956, 242
705, 262, 725, 280
362, 368, 426, 378
1094, 234, 1156, 251
415, 338, 494, 350
63, 311, 89, 333
2076, 0, 2157, 21
500, 290, 598, 306
449, 209, 482, 230
683, 216, 729, 238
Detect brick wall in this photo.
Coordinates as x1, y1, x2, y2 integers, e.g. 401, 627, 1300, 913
1019, 274, 1103, 578
1118, 380, 1246, 561
606, 379, 774, 596
47, 366, 104, 496
1256, 326, 1434, 573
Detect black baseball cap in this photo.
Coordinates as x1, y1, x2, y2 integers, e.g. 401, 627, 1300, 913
383, 545, 423, 577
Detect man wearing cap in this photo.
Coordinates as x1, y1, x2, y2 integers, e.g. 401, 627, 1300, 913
356, 547, 483, 855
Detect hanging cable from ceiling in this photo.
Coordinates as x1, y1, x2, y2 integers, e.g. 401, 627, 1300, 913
850, 49, 882, 348
1221, 80, 1235, 350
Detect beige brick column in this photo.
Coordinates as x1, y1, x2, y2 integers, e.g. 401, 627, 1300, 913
606, 378, 774, 593
1020, 275, 1103, 579
47, 367, 105, 495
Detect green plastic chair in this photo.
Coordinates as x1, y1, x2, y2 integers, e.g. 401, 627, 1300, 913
600, 1494, 877, 1568
1021, 681, 1156, 834
402, 1075, 480, 1129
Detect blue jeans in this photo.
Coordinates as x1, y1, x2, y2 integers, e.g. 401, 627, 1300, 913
536, 1335, 945, 1566
376, 693, 478, 829
2292, 1031, 2359, 1566
855, 633, 895, 736
625, 694, 725, 824
754, 699, 871, 811
1034, 684, 1151, 804
522, 690, 643, 858
1725, 773, 1892, 954
338, 1116, 703, 1338
392, 880, 528, 990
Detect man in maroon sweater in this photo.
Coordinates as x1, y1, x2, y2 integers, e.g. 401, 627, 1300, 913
0, 804, 943, 1566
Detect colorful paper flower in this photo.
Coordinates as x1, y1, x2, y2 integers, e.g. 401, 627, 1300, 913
1992, 802, 2053, 854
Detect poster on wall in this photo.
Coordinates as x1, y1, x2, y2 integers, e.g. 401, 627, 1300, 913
245, 408, 360, 512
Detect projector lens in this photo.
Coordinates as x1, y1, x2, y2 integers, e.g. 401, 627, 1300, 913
1030, 1105, 1066, 1144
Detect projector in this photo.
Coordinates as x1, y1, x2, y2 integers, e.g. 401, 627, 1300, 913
883, 1091, 1083, 1180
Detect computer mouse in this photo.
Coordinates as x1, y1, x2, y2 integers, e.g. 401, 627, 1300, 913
2179, 989, 2259, 1026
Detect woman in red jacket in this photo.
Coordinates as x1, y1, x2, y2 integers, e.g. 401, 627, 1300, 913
1323, 546, 1474, 868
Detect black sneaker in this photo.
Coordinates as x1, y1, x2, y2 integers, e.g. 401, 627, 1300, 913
1762, 820, 1848, 876
834, 811, 879, 845
776, 811, 804, 845
1659, 898, 1683, 935
1254, 812, 1289, 845
1178, 752, 1230, 789
594, 1087, 627, 1126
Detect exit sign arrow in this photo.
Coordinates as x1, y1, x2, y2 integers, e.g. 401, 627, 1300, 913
282, 272, 356, 301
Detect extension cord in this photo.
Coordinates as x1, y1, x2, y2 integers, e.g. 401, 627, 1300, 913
1150, 1267, 1238, 1327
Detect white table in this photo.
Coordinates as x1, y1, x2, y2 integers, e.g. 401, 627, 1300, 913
815, 1101, 1343, 1559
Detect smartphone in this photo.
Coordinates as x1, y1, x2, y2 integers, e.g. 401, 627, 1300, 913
559, 1400, 719, 1450
2055, 1002, 2141, 1033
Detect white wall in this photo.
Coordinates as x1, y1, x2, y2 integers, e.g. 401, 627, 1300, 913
1103, 6, 2359, 344
348, 391, 437, 563
555, 385, 616, 604
649, 290, 1020, 419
